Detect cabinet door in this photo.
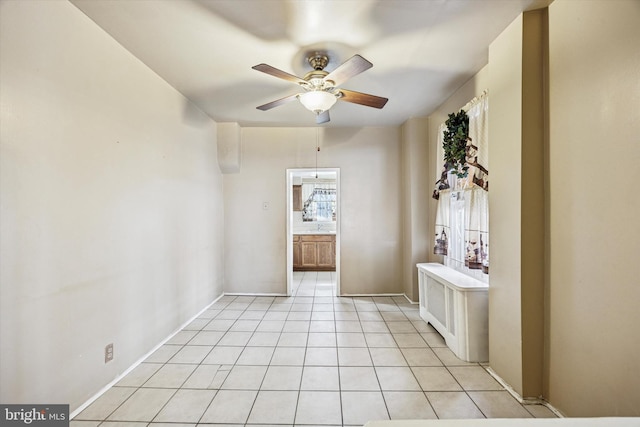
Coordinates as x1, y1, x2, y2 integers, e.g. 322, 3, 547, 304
293, 241, 302, 268
331, 240, 336, 269
317, 241, 334, 268
301, 242, 318, 268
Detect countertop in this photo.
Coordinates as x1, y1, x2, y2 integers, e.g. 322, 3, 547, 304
293, 231, 336, 235
365, 419, 640, 427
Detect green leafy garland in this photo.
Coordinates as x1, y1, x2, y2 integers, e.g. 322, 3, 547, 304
443, 109, 469, 178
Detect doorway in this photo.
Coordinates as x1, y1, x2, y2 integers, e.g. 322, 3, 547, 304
286, 168, 340, 296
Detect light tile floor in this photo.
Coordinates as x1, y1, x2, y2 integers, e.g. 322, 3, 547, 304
73, 271, 556, 427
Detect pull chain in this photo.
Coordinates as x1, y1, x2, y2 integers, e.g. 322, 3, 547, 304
315, 128, 319, 179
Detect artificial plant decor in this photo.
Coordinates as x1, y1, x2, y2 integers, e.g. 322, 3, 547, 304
443, 109, 470, 178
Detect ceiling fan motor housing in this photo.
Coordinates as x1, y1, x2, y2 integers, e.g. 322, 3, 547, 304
308, 53, 329, 71
302, 71, 336, 92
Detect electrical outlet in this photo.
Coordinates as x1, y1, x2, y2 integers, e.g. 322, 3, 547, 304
105, 343, 114, 363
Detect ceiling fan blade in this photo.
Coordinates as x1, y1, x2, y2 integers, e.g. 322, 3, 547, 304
339, 89, 388, 109
323, 54, 373, 86
252, 63, 306, 85
256, 93, 299, 111
316, 110, 330, 124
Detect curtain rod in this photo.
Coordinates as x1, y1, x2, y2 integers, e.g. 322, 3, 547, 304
462, 89, 488, 112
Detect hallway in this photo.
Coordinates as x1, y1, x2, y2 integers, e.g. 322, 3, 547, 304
73, 272, 555, 425
291, 271, 338, 297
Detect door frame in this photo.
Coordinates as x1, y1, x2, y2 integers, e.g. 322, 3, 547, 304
286, 168, 340, 296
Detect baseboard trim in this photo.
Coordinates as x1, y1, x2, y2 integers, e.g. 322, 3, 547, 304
223, 292, 419, 305
339, 293, 406, 297
485, 367, 564, 417
70, 293, 225, 419
223, 292, 289, 297
403, 294, 418, 304
223, 292, 413, 299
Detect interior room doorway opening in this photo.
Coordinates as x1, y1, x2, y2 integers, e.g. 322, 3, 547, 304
286, 168, 340, 296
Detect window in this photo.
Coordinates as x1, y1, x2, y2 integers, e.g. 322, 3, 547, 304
433, 92, 489, 281
301, 182, 336, 222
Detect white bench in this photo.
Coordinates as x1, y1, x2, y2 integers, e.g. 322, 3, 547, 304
417, 263, 489, 362
366, 418, 640, 427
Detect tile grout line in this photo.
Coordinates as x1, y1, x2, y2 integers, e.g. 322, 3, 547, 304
72, 294, 230, 422
408, 311, 489, 419
101, 297, 236, 424
75, 271, 553, 425
189, 297, 240, 426
177, 295, 238, 426
383, 297, 439, 420
331, 275, 345, 427
292, 269, 312, 426
113, 300, 233, 424
201, 294, 257, 425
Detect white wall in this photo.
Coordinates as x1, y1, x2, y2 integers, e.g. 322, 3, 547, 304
487, 10, 546, 399
486, 12, 527, 397
223, 127, 403, 295
0, 0, 224, 410
400, 117, 430, 301
546, 0, 640, 416
426, 1, 640, 415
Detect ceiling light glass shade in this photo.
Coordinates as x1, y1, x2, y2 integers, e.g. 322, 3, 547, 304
298, 91, 337, 113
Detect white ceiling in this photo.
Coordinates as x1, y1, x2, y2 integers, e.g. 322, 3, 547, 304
71, 0, 550, 128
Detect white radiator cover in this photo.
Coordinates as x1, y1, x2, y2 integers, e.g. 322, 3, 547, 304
417, 263, 489, 362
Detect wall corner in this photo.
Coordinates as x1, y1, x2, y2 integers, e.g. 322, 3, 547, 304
217, 122, 241, 174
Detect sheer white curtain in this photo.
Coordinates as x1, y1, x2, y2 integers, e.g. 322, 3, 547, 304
432, 122, 449, 199
463, 187, 489, 272
434, 190, 450, 256
433, 92, 489, 279
469, 93, 489, 170
461, 92, 489, 190
302, 181, 336, 222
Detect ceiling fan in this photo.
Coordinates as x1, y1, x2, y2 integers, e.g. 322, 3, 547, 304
252, 52, 388, 124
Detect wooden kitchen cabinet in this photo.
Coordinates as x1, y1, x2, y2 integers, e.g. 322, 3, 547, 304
317, 241, 334, 268
301, 241, 318, 268
293, 234, 335, 271
293, 235, 302, 269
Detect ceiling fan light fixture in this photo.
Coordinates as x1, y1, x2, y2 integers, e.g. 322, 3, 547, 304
253, 53, 387, 123
298, 90, 337, 114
